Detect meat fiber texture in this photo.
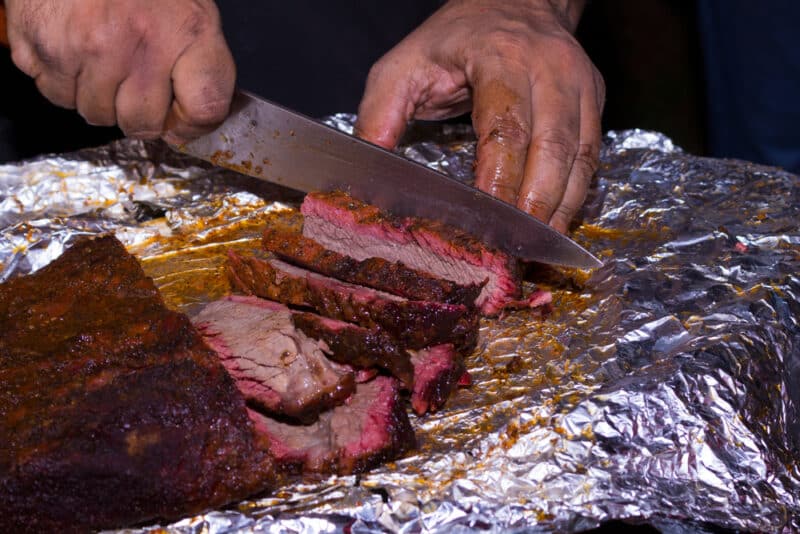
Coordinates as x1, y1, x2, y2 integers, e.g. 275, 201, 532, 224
226, 251, 473, 410
0, 236, 275, 532
301, 191, 523, 315
291, 310, 415, 387
250, 376, 415, 474
193, 296, 354, 422
409, 345, 466, 416
262, 226, 483, 307
193, 295, 416, 475
227, 250, 479, 353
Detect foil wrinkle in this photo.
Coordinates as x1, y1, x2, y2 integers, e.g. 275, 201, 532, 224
1, 125, 798, 533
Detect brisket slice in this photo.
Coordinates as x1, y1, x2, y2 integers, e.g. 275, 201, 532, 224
263, 226, 482, 307
291, 311, 414, 387
193, 296, 354, 422
0, 236, 274, 532
250, 377, 415, 474
300, 190, 522, 315
226, 250, 479, 352
410, 345, 466, 415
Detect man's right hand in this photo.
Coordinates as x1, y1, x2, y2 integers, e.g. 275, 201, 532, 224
5, 0, 235, 143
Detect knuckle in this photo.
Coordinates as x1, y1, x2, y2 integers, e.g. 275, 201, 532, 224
555, 203, 578, 220
573, 142, 600, 177
183, 95, 230, 126
180, 3, 217, 39
487, 182, 519, 204
82, 24, 115, 56
366, 59, 385, 80
560, 37, 589, 63
481, 29, 532, 65
10, 46, 38, 76
550, 207, 575, 233
531, 130, 578, 165
128, 10, 155, 39
522, 197, 556, 218
479, 116, 531, 150
365, 56, 395, 87
31, 38, 62, 69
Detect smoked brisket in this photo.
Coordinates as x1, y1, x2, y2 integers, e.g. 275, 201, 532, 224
291, 311, 414, 386
226, 250, 479, 352
251, 376, 415, 474
0, 236, 275, 532
262, 226, 483, 306
300, 191, 523, 315
193, 296, 355, 421
410, 345, 466, 415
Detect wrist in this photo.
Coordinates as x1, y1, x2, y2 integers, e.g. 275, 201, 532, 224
442, 0, 587, 34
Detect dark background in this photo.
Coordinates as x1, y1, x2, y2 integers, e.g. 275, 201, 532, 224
0, 1, 705, 162
578, 0, 706, 155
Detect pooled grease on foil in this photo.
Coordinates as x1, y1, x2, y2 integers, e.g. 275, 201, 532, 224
1, 125, 799, 532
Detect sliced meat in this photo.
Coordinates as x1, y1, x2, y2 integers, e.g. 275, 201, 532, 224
226, 250, 479, 352
251, 377, 415, 474
0, 235, 274, 532
193, 296, 354, 422
409, 344, 466, 416
291, 311, 414, 387
300, 190, 522, 315
262, 226, 483, 306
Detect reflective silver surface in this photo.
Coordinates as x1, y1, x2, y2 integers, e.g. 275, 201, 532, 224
1, 125, 798, 532
176, 91, 601, 268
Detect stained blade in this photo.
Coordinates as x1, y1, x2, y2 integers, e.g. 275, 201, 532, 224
176, 91, 602, 268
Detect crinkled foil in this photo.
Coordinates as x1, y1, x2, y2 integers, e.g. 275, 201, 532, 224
1, 122, 798, 533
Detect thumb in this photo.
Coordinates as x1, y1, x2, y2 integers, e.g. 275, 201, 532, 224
354, 62, 415, 149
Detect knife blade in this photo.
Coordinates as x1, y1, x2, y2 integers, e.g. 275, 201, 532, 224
174, 90, 602, 268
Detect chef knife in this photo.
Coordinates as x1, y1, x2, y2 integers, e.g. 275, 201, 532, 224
172, 90, 602, 269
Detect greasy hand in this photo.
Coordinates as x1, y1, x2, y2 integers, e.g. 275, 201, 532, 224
5, 0, 235, 143
355, 0, 604, 232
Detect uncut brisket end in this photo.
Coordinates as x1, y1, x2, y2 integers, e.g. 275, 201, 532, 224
300, 190, 522, 315
0, 236, 274, 532
227, 250, 478, 352
250, 377, 415, 474
410, 345, 466, 415
291, 311, 414, 387
263, 226, 482, 307
193, 296, 354, 422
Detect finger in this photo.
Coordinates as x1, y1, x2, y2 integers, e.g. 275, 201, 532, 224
354, 59, 415, 149
115, 55, 173, 139
15, 39, 78, 109
75, 61, 124, 127
471, 71, 532, 205
8, 22, 78, 109
163, 32, 236, 143
548, 88, 601, 233
517, 82, 581, 224
8, 37, 41, 79
34, 71, 78, 110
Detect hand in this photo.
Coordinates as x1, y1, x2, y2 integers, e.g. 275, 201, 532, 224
5, 0, 235, 143
355, 0, 605, 233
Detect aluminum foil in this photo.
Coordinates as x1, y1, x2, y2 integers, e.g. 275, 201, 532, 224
1, 123, 798, 533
